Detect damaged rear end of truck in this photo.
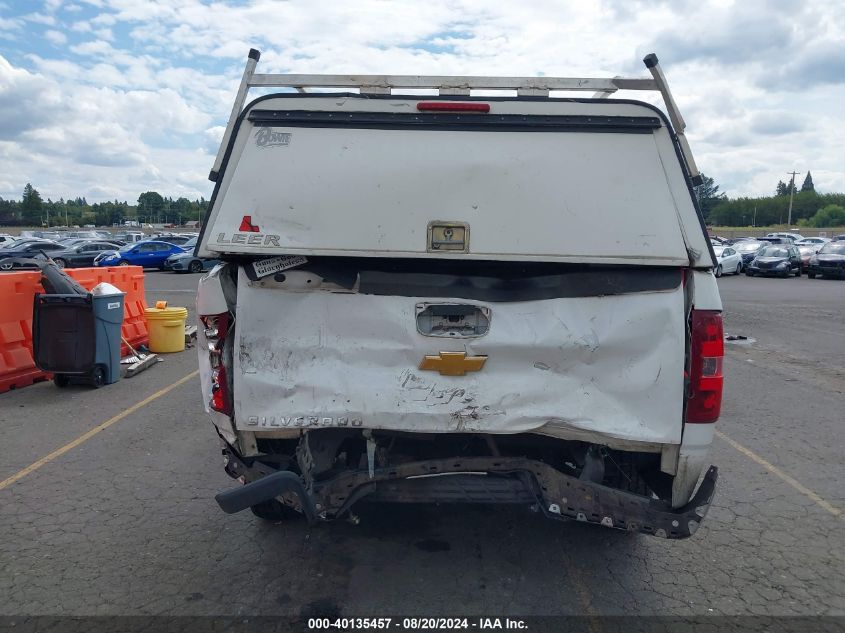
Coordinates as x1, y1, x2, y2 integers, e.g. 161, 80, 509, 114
196, 51, 722, 539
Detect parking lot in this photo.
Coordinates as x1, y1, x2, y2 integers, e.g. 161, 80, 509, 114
1, 270, 843, 619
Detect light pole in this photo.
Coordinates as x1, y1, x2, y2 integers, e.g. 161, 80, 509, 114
787, 171, 799, 226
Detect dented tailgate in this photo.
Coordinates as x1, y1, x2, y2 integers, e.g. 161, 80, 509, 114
233, 265, 686, 445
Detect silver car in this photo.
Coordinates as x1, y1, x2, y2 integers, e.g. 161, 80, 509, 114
713, 245, 743, 276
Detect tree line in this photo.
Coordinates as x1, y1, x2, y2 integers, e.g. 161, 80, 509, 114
0, 184, 209, 228
4, 175, 843, 230
695, 171, 845, 227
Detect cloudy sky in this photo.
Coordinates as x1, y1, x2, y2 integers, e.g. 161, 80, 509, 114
1, 0, 843, 204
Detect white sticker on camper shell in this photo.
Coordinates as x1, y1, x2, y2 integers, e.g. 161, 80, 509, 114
251, 255, 308, 279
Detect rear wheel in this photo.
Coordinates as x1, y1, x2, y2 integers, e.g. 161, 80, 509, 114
53, 258, 67, 268
715, 265, 722, 278
808, 272, 816, 279
735, 261, 743, 274
53, 374, 70, 388
745, 269, 754, 277
118, 260, 130, 266
188, 259, 203, 273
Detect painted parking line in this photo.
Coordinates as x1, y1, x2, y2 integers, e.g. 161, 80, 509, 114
0, 370, 199, 491
715, 429, 841, 517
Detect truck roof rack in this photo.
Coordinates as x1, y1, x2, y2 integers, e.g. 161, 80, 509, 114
210, 50, 701, 186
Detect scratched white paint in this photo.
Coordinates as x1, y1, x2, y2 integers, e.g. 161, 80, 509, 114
198, 96, 711, 268
233, 267, 686, 444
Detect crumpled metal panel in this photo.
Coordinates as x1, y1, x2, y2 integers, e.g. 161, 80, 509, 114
233, 268, 685, 445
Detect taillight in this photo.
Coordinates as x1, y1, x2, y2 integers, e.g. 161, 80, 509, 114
686, 310, 724, 423
416, 102, 490, 113
200, 312, 233, 416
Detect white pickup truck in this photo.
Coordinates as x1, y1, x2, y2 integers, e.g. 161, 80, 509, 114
196, 51, 722, 539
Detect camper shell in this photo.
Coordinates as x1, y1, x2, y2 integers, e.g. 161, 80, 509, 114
196, 51, 722, 539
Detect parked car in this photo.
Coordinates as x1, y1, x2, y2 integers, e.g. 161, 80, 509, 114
0, 234, 19, 246
712, 245, 743, 276
745, 245, 802, 277
93, 240, 186, 268
766, 232, 804, 242
57, 236, 127, 248
733, 239, 766, 264
32, 231, 64, 241
757, 236, 790, 245
795, 237, 830, 246
797, 244, 821, 272
1, 237, 50, 250
0, 240, 65, 269
154, 233, 197, 246
164, 250, 219, 273
807, 242, 845, 279
832, 235, 845, 241
62, 230, 102, 239
49, 241, 125, 268
114, 231, 146, 243
163, 237, 219, 273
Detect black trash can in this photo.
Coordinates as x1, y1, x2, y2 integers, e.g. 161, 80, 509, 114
33, 288, 125, 388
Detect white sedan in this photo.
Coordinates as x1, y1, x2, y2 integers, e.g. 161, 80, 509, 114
713, 245, 743, 277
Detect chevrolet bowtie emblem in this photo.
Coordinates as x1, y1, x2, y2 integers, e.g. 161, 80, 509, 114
419, 351, 487, 376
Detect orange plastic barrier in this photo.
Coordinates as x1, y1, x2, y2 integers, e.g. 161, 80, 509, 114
0, 272, 49, 392
0, 266, 149, 394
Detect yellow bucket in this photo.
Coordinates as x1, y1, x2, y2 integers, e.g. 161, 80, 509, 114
144, 305, 189, 353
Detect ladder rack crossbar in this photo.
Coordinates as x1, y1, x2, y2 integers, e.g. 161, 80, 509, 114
209, 49, 701, 186
248, 74, 657, 92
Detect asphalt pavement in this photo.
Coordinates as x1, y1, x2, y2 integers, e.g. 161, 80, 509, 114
1, 270, 843, 620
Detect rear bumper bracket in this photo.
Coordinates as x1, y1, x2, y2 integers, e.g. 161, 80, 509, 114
217, 445, 717, 539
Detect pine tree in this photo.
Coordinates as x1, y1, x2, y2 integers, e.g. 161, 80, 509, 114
775, 180, 797, 196
21, 183, 43, 225
694, 173, 727, 220
800, 171, 815, 193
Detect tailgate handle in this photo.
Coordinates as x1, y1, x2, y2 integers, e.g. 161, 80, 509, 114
416, 303, 490, 338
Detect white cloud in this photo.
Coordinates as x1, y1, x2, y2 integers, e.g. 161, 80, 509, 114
0, 16, 22, 32
0, 53, 214, 203
0, 0, 842, 202
203, 126, 225, 154
69, 39, 113, 56
45, 29, 67, 45
23, 12, 57, 26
